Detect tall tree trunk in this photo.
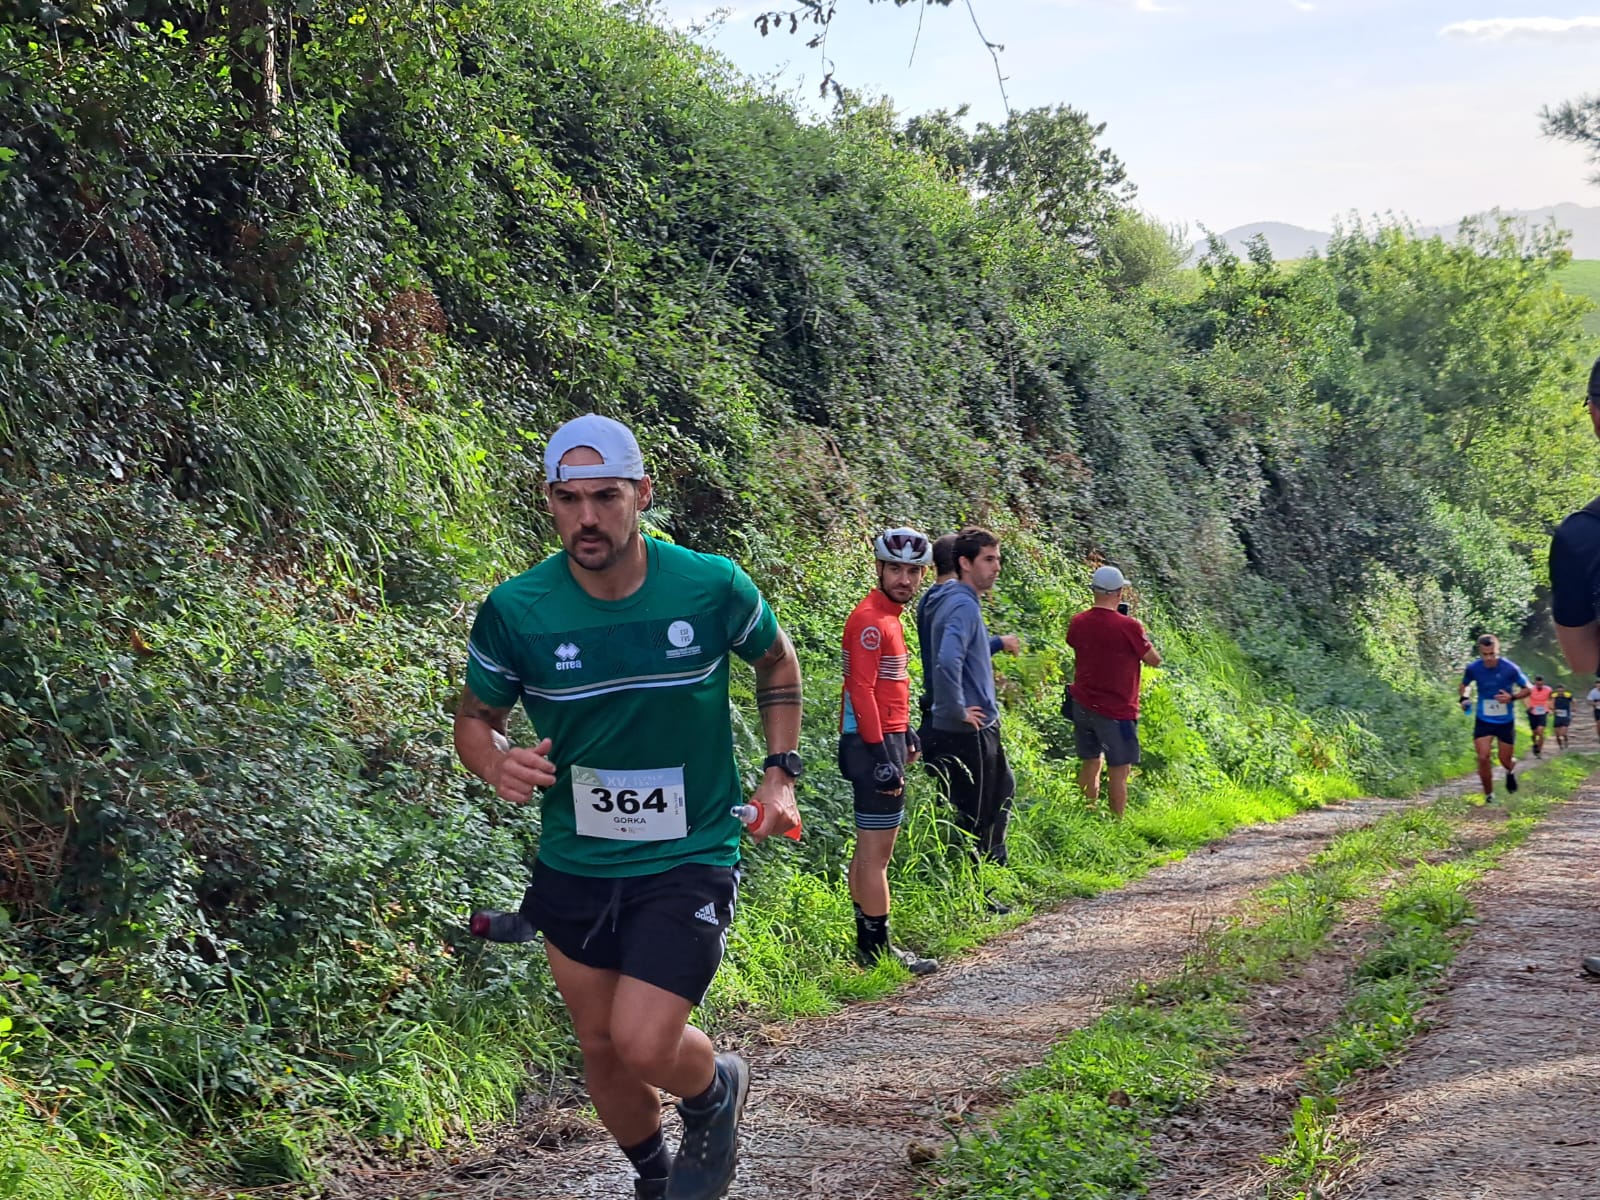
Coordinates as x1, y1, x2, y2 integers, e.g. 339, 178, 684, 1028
229, 0, 280, 132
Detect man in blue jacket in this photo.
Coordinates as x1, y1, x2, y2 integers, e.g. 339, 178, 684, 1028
921, 526, 1013, 869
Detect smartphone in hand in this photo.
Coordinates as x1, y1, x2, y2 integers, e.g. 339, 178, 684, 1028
1117, 602, 1130, 615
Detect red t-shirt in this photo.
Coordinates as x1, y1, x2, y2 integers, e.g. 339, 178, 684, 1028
1066, 606, 1153, 721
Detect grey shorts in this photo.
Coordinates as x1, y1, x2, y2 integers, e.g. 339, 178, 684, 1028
1073, 703, 1141, 768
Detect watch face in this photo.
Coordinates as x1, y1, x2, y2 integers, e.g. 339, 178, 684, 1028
767, 752, 803, 778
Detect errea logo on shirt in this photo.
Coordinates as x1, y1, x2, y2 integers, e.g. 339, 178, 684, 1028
555, 642, 582, 670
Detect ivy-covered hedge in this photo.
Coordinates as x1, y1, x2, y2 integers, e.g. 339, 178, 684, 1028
0, 1, 1594, 1194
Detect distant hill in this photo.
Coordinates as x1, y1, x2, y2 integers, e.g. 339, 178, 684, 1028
1202, 203, 1600, 260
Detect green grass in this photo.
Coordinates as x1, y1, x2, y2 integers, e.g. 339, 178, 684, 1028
1258, 753, 1596, 1196
923, 755, 1597, 1200
1557, 259, 1600, 338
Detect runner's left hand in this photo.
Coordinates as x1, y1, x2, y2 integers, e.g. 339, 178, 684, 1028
749, 771, 800, 843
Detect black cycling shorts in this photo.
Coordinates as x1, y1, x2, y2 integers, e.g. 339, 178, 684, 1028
1528, 713, 1548, 729
838, 731, 907, 831
1555, 714, 1572, 727
1472, 720, 1515, 745
521, 859, 738, 1006
1071, 702, 1141, 768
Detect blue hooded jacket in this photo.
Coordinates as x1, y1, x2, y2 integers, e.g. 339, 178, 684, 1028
923, 580, 999, 732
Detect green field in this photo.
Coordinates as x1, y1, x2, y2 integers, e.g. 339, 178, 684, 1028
1558, 260, 1600, 337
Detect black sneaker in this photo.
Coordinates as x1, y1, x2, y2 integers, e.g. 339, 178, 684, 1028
636, 1178, 669, 1200
857, 943, 939, 976
468, 908, 539, 943
984, 895, 1014, 916
667, 1053, 750, 1200
1505, 771, 1519, 794
1582, 955, 1600, 978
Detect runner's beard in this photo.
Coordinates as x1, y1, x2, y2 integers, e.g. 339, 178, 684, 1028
567, 525, 636, 572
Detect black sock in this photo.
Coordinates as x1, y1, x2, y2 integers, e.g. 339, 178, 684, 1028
682, 1064, 726, 1113
855, 903, 889, 954
621, 1129, 671, 1181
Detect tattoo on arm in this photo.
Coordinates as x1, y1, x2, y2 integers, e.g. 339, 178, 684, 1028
756, 685, 804, 711
456, 686, 513, 733
752, 629, 794, 672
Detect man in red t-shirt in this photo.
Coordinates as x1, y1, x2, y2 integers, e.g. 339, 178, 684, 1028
1065, 565, 1162, 818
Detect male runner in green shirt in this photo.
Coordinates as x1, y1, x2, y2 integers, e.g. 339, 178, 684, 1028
454, 414, 803, 1200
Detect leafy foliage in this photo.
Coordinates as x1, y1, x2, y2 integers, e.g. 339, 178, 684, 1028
0, 1, 1591, 1194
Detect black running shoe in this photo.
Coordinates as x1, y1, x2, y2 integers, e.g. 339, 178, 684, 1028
1505, 771, 1518, 794
1583, 955, 1600, 978
667, 1053, 749, 1200
468, 908, 539, 943
857, 943, 939, 976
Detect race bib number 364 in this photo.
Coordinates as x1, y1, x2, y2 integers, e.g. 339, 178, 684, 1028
571, 765, 688, 841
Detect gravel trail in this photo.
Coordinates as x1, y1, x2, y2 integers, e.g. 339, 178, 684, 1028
336, 770, 1492, 1200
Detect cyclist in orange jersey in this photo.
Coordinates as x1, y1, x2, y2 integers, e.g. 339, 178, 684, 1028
838, 528, 938, 975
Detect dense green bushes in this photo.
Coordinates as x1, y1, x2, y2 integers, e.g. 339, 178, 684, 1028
0, 0, 1593, 1193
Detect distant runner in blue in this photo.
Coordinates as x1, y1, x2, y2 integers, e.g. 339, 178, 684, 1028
1457, 633, 1530, 802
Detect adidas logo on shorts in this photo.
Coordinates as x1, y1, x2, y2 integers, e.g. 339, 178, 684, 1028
693, 902, 719, 926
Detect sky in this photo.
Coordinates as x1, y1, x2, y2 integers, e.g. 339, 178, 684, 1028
654, 0, 1600, 235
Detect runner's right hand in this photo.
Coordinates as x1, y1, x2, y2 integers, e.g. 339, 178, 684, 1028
489, 738, 556, 804
872, 758, 904, 796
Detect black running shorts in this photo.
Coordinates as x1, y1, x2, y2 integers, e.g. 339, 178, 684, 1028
1472, 719, 1515, 744
1528, 713, 1548, 729
1072, 703, 1141, 768
521, 859, 738, 1005
1555, 714, 1572, 727
838, 731, 907, 830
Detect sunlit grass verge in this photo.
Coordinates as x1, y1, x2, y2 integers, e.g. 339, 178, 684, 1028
1254, 754, 1597, 1199
918, 763, 1587, 1200
0, 1076, 165, 1200
703, 731, 1360, 1026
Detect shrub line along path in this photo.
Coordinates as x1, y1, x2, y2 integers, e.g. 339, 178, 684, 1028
338, 769, 1501, 1200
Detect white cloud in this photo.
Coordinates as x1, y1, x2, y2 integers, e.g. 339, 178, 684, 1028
1441, 16, 1600, 42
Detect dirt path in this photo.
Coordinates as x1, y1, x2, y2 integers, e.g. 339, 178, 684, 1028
1327, 775, 1600, 1200
340, 772, 1492, 1200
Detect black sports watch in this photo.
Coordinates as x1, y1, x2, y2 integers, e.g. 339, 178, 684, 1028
761, 751, 804, 780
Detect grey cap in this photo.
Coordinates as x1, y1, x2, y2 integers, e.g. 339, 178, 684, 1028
544, 413, 646, 483
1091, 565, 1128, 592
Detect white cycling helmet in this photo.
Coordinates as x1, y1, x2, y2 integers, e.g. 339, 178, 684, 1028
874, 526, 933, 566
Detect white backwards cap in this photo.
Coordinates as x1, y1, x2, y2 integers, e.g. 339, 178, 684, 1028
544, 413, 647, 483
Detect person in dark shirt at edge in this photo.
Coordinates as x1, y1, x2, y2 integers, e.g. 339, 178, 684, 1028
1064, 564, 1162, 819
1546, 354, 1600, 979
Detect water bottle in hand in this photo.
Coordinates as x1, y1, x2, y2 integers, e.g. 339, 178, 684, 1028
731, 801, 803, 841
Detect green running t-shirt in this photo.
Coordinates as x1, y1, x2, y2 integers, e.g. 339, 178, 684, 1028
464, 537, 779, 878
